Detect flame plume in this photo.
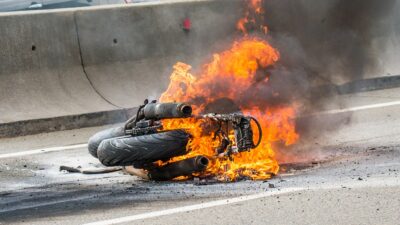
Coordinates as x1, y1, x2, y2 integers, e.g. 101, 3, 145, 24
158, 1, 299, 181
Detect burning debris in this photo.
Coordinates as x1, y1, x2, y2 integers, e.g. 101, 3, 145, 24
157, 51, 298, 180
88, 100, 267, 181
156, 0, 299, 180
86, 0, 300, 182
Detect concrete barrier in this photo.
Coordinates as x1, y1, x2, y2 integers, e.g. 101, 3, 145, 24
0, 10, 117, 124
0, 0, 241, 137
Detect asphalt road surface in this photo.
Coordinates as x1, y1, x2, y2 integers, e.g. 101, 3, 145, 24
1, 88, 400, 225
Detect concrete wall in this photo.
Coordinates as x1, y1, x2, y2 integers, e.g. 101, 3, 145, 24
0, 0, 241, 126
0, 10, 115, 123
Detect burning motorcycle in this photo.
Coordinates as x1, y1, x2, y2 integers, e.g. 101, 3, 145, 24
88, 100, 262, 181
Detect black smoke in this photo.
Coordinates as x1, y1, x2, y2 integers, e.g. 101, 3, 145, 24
258, 0, 398, 109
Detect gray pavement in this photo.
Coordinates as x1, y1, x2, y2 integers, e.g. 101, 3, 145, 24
0, 88, 400, 225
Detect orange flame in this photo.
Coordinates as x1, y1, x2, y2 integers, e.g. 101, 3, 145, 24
157, 1, 299, 181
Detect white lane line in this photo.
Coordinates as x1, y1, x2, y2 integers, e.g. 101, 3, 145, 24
316, 100, 400, 115
0, 143, 88, 159
83, 177, 400, 225
83, 187, 304, 225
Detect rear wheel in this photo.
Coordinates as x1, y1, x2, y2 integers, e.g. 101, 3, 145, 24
97, 130, 190, 167
88, 126, 125, 158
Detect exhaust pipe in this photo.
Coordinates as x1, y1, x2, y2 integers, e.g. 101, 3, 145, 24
148, 156, 209, 181
143, 103, 192, 120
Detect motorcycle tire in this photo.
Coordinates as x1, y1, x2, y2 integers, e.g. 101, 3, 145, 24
88, 126, 126, 158
97, 129, 190, 167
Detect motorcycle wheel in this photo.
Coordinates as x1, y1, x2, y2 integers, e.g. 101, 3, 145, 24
97, 130, 190, 167
88, 126, 126, 158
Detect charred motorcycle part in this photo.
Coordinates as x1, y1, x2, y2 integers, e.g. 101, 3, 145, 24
89, 100, 264, 181
202, 113, 263, 156
148, 156, 209, 181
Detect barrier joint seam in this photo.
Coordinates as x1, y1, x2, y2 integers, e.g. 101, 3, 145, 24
72, 12, 124, 110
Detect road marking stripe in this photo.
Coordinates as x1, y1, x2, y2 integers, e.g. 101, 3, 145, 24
316, 100, 400, 115
0, 143, 88, 159
83, 178, 400, 225
82, 187, 304, 225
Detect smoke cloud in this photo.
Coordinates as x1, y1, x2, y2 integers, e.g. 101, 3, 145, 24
261, 0, 398, 107
253, 0, 399, 161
